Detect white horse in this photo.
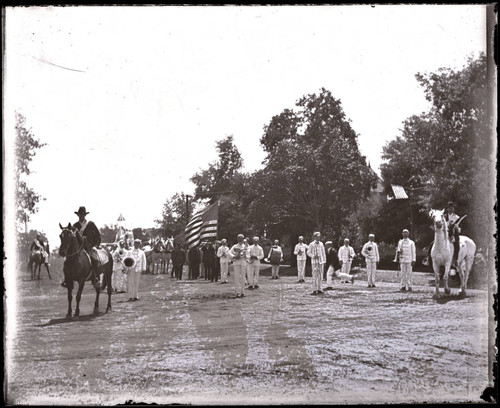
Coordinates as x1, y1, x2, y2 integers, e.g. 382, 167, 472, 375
163, 237, 174, 275
429, 209, 476, 296
151, 238, 166, 274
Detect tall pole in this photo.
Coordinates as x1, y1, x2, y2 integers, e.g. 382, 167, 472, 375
185, 194, 191, 225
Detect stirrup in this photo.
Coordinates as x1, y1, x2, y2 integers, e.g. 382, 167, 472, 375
422, 257, 429, 266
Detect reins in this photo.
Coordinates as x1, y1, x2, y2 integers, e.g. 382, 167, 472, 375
61, 229, 85, 259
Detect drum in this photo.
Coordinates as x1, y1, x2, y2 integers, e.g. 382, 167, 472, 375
269, 248, 282, 266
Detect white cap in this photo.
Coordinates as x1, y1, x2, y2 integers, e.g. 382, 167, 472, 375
402, 229, 409, 233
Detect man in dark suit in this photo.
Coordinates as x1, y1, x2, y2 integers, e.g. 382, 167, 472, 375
172, 244, 186, 280
62, 206, 102, 288
188, 245, 201, 280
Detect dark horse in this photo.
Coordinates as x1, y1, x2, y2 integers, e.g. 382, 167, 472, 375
28, 246, 52, 281
58, 223, 113, 318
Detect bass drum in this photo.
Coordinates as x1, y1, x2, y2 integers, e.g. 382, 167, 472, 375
269, 248, 282, 266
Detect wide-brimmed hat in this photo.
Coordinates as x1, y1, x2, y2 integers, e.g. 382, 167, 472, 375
74, 206, 89, 216
447, 201, 455, 207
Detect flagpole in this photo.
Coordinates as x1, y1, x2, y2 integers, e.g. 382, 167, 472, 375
184, 194, 191, 226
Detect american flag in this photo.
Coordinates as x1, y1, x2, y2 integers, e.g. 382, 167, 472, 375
184, 201, 219, 249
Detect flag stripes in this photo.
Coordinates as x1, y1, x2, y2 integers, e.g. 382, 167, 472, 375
184, 201, 219, 249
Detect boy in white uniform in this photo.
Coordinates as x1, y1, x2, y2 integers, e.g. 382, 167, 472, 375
217, 239, 230, 283
361, 234, 380, 288
294, 236, 308, 283
247, 237, 264, 289
397, 229, 416, 291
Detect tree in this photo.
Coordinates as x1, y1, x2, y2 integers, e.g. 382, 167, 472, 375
190, 135, 243, 202
100, 225, 118, 243
190, 136, 250, 242
253, 88, 376, 246
15, 112, 46, 230
379, 54, 492, 247
155, 192, 195, 239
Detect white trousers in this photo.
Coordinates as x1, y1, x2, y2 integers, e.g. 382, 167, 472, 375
400, 263, 413, 289
220, 261, 229, 282
311, 263, 323, 292
233, 264, 246, 295
366, 260, 377, 286
341, 261, 352, 275
326, 265, 335, 287
113, 268, 127, 292
127, 270, 141, 299
248, 263, 260, 286
297, 259, 306, 280
271, 265, 280, 277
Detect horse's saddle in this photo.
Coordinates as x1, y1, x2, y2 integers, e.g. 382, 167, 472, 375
90, 248, 110, 266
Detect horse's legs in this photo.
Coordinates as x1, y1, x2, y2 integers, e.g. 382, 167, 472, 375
443, 263, 451, 295
93, 279, 100, 315
37, 263, 42, 280
75, 281, 85, 317
432, 261, 440, 294
106, 269, 112, 312
45, 263, 52, 279
66, 284, 73, 318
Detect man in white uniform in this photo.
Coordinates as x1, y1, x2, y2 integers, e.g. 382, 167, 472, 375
217, 239, 231, 283
338, 238, 356, 283
229, 234, 249, 298
247, 237, 264, 289
397, 229, 416, 291
307, 232, 326, 295
112, 240, 127, 293
361, 234, 380, 288
294, 236, 308, 283
126, 239, 147, 301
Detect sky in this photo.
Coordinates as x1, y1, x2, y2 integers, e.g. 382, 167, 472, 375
4, 4, 488, 248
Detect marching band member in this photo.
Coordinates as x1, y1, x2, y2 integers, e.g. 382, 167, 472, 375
217, 239, 230, 283
267, 240, 283, 279
229, 234, 249, 298
247, 237, 264, 289
324, 241, 340, 291
307, 232, 326, 295
112, 240, 127, 293
338, 238, 356, 282
294, 236, 308, 283
397, 229, 416, 291
361, 234, 380, 288
126, 239, 147, 301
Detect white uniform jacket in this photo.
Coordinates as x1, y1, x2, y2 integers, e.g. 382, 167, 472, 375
397, 238, 416, 263
248, 244, 264, 265
361, 242, 380, 262
126, 248, 147, 273
294, 243, 308, 261
217, 245, 231, 264
338, 245, 356, 263
229, 243, 249, 266
307, 241, 326, 265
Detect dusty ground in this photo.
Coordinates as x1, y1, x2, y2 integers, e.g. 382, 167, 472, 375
5, 258, 493, 405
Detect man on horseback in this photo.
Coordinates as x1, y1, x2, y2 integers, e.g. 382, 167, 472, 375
423, 201, 461, 270
61, 206, 102, 288
30, 233, 48, 264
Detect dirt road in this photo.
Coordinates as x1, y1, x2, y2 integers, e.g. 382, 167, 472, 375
5, 259, 492, 405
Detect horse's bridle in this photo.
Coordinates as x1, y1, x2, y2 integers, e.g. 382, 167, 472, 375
60, 228, 84, 259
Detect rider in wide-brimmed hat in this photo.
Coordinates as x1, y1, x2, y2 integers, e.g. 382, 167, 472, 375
61, 206, 102, 288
